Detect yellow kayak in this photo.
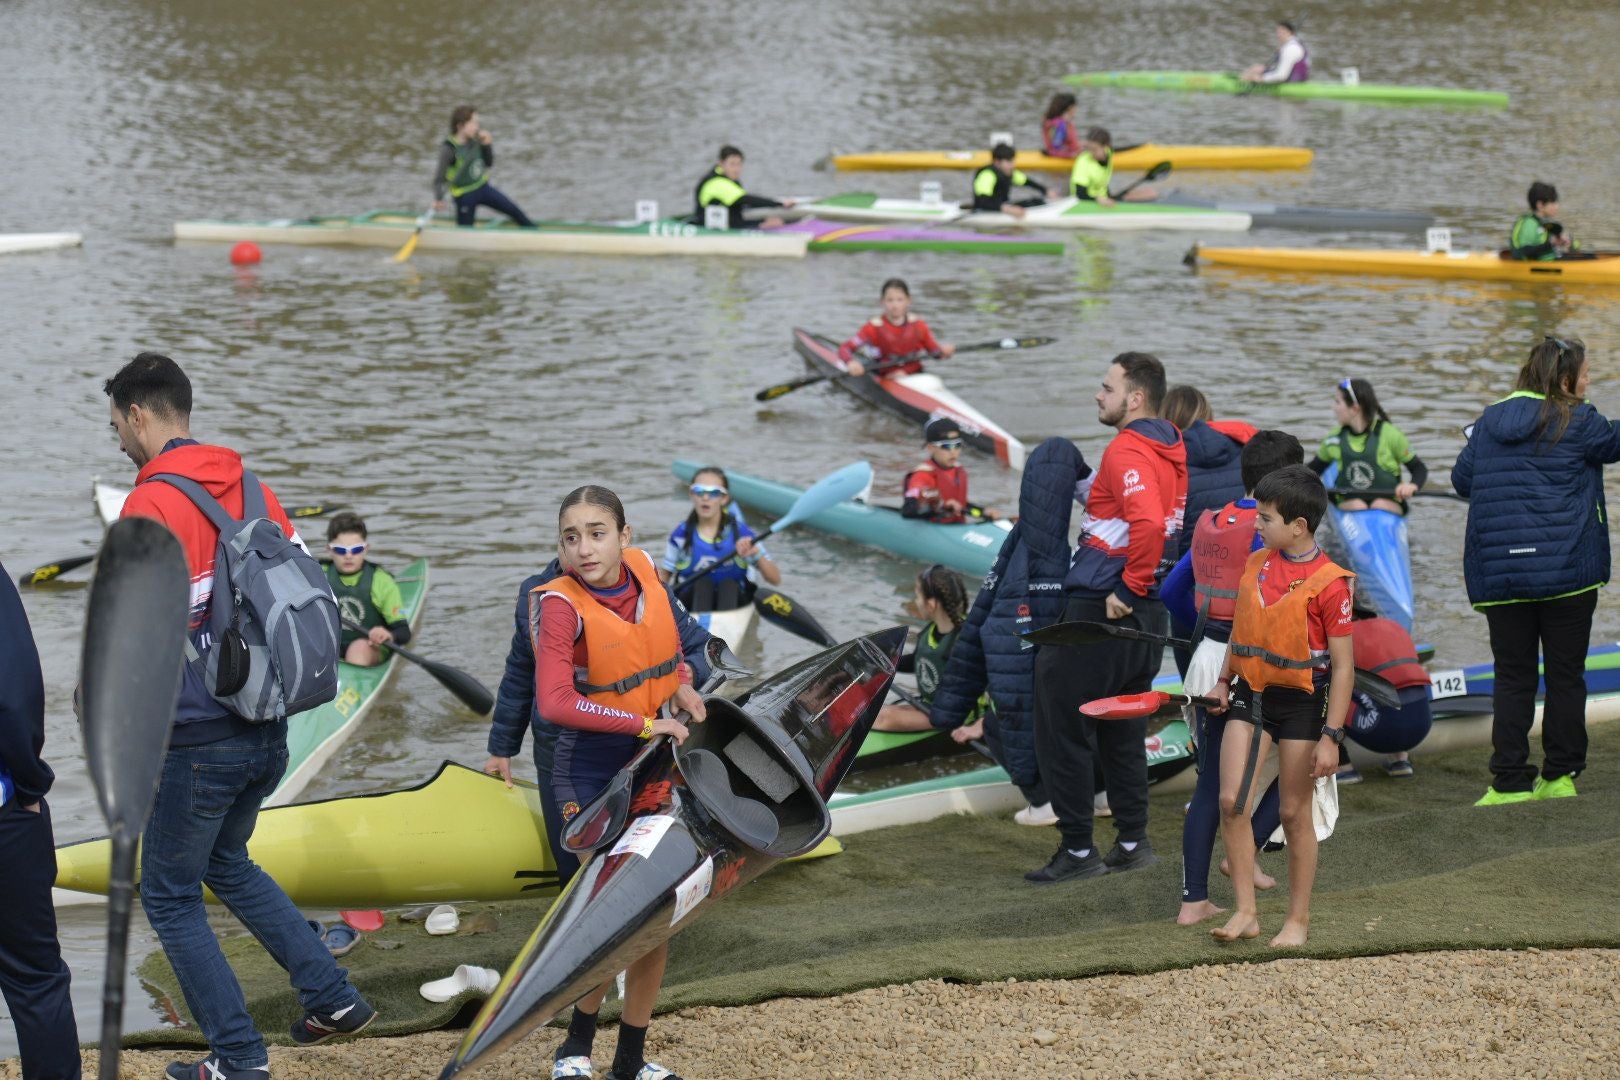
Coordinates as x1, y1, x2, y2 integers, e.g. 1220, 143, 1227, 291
54, 761, 840, 907
1191, 244, 1620, 285
831, 144, 1313, 173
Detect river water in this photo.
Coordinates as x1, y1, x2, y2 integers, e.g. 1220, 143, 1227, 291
5, 0, 1620, 1054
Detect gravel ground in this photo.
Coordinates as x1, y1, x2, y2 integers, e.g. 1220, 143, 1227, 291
16, 948, 1619, 1079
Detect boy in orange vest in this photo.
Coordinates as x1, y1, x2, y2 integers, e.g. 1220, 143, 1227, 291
1206, 464, 1353, 947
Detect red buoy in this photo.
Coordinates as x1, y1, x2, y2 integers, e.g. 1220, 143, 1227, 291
229, 241, 262, 266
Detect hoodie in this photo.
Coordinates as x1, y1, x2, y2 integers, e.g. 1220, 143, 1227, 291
1453, 391, 1620, 606
1176, 419, 1254, 559
119, 439, 303, 745
1064, 418, 1188, 604
0, 568, 53, 807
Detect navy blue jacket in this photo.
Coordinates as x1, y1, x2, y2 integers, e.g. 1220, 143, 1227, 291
1453, 392, 1620, 606
1176, 420, 1248, 559
487, 558, 715, 761
0, 565, 53, 806
929, 438, 1090, 787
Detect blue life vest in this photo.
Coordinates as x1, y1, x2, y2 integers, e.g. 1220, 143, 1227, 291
0, 758, 12, 807
668, 509, 759, 588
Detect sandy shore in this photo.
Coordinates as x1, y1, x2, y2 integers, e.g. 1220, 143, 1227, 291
15, 947, 1617, 1079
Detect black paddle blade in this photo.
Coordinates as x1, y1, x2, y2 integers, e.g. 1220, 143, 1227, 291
1146, 161, 1172, 180
288, 502, 348, 519
340, 615, 494, 714
81, 518, 188, 833
1022, 619, 1187, 649
754, 588, 837, 647
755, 375, 823, 402
958, 336, 1056, 353
19, 552, 96, 586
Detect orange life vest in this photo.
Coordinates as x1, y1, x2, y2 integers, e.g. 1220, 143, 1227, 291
534, 547, 682, 718
1228, 548, 1353, 693
1190, 501, 1257, 624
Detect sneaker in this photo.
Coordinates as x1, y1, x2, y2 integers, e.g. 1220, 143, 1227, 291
553, 1056, 595, 1079
1474, 786, 1535, 807
165, 1056, 268, 1079
1024, 847, 1109, 884
1533, 775, 1578, 800
1385, 757, 1414, 778
1094, 791, 1112, 817
1335, 764, 1363, 785
289, 997, 376, 1045
606, 1065, 681, 1080
1101, 839, 1159, 872
1013, 802, 1058, 826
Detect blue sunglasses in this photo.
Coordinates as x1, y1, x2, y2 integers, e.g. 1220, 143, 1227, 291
329, 543, 367, 556
690, 484, 728, 498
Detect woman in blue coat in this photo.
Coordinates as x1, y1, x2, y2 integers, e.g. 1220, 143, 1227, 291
1453, 335, 1620, 805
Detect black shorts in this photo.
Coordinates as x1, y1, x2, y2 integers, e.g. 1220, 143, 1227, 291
1229, 679, 1328, 742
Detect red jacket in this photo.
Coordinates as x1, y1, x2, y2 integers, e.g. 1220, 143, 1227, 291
119, 440, 301, 734
1064, 418, 1188, 603
837, 316, 943, 375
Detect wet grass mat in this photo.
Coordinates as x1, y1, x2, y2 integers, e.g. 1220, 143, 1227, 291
129, 723, 1620, 1047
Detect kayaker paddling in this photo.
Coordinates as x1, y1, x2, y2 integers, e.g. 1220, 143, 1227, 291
970, 143, 1049, 219
902, 417, 1001, 523
1241, 20, 1309, 83
838, 278, 955, 378
1310, 377, 1427, 514
658, 466, 781, 608
692, 144, 796, 229
1070, 127, 1157, 206
533, 485, 705, 1080
323, 511, 413, 667
1509, 181, 1577, 261
432, 106, 535, 228
873, 565, 972, 732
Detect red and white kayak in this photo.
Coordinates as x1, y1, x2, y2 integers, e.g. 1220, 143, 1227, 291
791, 328, 1028, 471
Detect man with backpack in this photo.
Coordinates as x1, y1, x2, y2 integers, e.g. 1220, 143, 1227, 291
105, 352, 375, 1080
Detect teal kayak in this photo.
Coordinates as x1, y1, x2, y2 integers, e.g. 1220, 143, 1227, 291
671, 460, 1011, 577
1065, 70, 1509, 107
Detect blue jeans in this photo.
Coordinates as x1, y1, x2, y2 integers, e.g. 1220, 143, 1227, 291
140, 722, 360, 1070
454, 183, 535, 227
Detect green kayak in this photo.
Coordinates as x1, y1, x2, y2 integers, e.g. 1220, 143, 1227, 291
1065, 70, 1509, 107
671, 460, 1009, 577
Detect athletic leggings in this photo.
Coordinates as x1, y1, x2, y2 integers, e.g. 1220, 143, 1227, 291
1181, 708, 1280, 903
454, 183, 535, 227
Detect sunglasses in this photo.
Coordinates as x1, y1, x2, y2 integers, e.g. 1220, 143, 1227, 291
931, 439, 964, 450
689, 484, 728, 498
1338, 378, 1358, 406
1545, 334, 1573, 356
329, 543, 367, 556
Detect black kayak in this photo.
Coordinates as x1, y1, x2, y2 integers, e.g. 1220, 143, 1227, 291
440, 626, 907, 1077
1159, 191, 1435, 233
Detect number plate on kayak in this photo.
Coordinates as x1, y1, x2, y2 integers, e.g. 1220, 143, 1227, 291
1429, 669, 1468, 699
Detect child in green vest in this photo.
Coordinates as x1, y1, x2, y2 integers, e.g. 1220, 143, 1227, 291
325, 511, 411, 666
874, 565, 972, 732
1309, 377, 1428, 515
1509, 181, 1575, 261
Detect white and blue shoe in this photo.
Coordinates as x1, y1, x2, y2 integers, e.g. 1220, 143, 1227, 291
553, 1056, 594, 1079
607, 1064, 681, 1080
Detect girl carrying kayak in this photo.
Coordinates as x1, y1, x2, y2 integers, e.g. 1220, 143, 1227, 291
838, 278, 955, 378
432, 105, 535, 228
873, 565, 972, 733
535, 485, 706, 1080
1310, 377, 1428, 514
658, 467, 781, 611
1041, 92, 1082, 158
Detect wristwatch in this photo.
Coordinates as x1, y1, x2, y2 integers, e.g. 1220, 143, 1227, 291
1320, 725, 1347, 746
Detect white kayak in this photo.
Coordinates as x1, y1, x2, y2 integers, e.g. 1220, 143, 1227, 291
963, 197, 1251, 232
0, 232, 83, 255
693, 603, 757, 644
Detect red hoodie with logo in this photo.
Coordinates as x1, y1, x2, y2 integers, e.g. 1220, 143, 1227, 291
119, 440, 302, 742
1063, 418, 1188, 604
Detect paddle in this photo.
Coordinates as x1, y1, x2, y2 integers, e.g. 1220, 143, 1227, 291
1327, 487, 1468, 503
340, 616, 494, 714
288, 501, 350, 518
674, 461, 873, 594
887, 681, 995, 761
753, 337, 1055, 402
1112, 160, 1171, 200
1024, 619, 1402, 707
79, 518, 190, 1080
752, 587, 837, 647
393, 206, 435, 263
1083, 691, 1217, 719
17, 553, 96, 586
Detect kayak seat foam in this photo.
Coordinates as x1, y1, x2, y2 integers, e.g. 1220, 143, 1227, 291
680, 749, 781, 849
724, 733, 797, 803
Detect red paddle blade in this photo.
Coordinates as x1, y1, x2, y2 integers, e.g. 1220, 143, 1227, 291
340, 909, 385, 932
1080, 691, 1173, 719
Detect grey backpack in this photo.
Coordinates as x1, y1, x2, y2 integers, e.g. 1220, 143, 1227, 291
152, 470, 341, 721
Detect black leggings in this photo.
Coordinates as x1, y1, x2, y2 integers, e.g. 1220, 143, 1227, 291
1484, 590, 1597, 792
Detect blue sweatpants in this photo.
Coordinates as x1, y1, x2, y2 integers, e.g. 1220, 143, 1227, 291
454, 183, 535, 228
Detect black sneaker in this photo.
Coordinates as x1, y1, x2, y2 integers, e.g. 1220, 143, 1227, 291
165, 1056, 269, 1079
1102, 839, 1159, 872
1024, 847, 1109, 884
288, 996, 376, 1045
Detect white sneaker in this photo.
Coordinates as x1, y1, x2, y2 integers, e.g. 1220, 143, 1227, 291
1094, 792, 1112, 817
419, 964, 501, 1003
1014, 802, 1057, 826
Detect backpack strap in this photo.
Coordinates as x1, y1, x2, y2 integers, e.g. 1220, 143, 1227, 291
239, 469, 269, 521
148, 473, 242, 533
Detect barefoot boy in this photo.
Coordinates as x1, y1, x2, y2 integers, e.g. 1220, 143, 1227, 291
1205, 465, 1353, 947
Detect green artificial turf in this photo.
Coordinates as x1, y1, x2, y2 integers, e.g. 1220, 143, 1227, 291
128, 722, 1620, 1048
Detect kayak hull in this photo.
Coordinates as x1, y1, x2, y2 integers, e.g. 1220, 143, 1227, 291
672, 460, 1011, 577
441, 629, 906, 1077
692, 603, 757, 645
962, 197, 1250, 232
1066, 71, 1509, 107
1159, 194, 1433, 233
1192, 245, 1620, 285
0, 232, 83, 255
792, 328, 1028, 471
175, 210, 809, 258
780, 217, 1062, 255
831, 144, 1313, 173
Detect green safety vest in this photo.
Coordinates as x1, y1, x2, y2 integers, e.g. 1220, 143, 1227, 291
444, 137, 489, 198
1336, 424, 1403, 499
1070, 151, 1112, 199
696, 168, 746, 208
325, 561, 382, 650
1510, 213, 1558, 261
913, 623, 960, 706
972, 165, 1029, 199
